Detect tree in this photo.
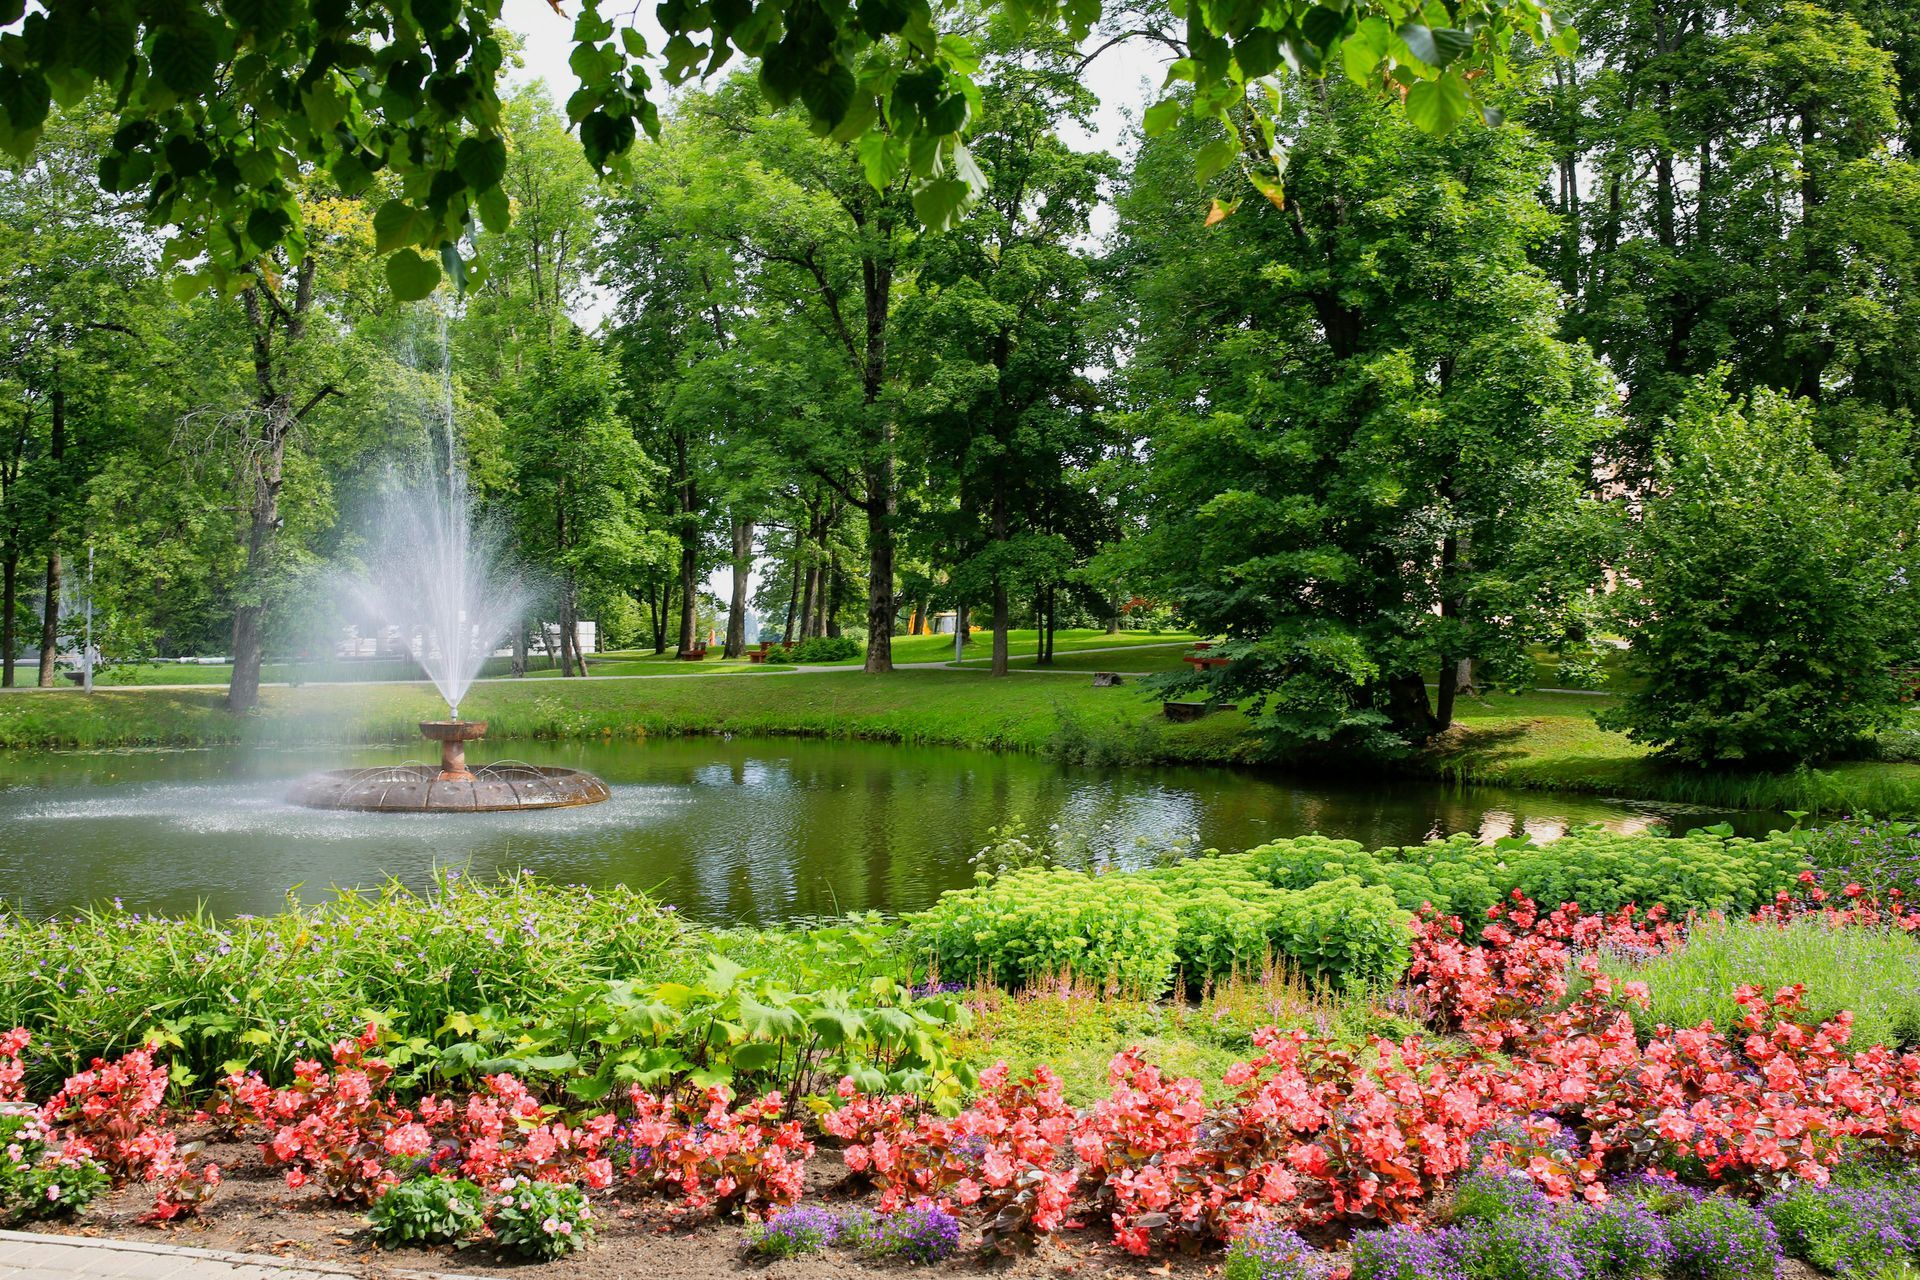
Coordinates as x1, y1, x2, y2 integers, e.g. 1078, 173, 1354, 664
897, 27, 1115, 676
0, 105, 153, 686
494, 331, 652, 677
1599, 379, 1920, 766
1110, 84, 1614, 756
1541, 0, 1920, 476
0, 0, 1560, 299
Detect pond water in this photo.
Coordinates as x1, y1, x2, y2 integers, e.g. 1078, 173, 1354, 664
0, 737, 1781, 924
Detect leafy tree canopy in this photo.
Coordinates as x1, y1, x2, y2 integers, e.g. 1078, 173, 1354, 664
0, 0, 1575, 296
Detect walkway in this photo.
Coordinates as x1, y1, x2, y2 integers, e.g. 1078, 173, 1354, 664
0, 1230, 465, 1279
0, 643, 1198, 694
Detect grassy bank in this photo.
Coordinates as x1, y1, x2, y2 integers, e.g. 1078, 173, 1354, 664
8, 657, 1920, 814
1432, 690, 1920, 813
0, 667, 1258, 764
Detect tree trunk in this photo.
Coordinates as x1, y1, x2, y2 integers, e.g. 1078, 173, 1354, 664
825, 550, 843, 638
782, 552, 800, 645
724, 514, 751, 658
797, 559, 817, 642
1042, 585, 1056, 664
36, 383, 65, 689
512, 620, 528, 677
863, 462, 896, 673
989, 484, 1009, 677
226, 258, 317, 714
1, 550, 15, 687
35, 550, 59, 688
677, 530, 699, 654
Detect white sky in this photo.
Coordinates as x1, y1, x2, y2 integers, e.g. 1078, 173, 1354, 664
494, 1, 1168, 631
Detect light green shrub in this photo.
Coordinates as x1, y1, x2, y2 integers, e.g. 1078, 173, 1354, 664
1272, 877, 1412, 990
912, 867, 1181, 993
1139, 855, 1293, 980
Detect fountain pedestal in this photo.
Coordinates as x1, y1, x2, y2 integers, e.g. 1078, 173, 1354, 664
420, 719, 488, 781
288, 719, 610, 813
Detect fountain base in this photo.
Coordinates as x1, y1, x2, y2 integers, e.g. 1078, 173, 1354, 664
289, 719, 610, 812
289, 763, 611, 812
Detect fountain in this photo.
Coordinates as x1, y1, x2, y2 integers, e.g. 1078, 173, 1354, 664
289, 331, 610, 813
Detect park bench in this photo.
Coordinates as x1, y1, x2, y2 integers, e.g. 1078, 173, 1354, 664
679, 645, 710, 661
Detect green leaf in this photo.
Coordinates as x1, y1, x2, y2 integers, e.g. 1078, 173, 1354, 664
1403, 74, 1473, 135
1397, 22, 1439, 66
385, 248, 442, 301
454, 135, 506, 190
372, 199, 420, 253
1195, 136, 1237, 185
1142, 97, 1183, 137
728, 1042, 783, 1072
476, 185, 510, 234
800, 62, 856, 128
224, 0, 292, 39
152, 22, 219, 95
856, 132, 903, 189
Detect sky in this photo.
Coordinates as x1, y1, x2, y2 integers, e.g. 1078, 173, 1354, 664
492, 0, 1170, 638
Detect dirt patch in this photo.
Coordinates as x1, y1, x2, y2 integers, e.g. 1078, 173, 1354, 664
31, 1136, 1217, 1280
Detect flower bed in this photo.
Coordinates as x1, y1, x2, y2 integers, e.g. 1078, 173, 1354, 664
7, 878, 1920, 1276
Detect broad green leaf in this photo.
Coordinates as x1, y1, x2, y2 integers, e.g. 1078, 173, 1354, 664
152, 22, 218, 94
454, 135, 506, 190
1142, 97, 1183, 137
385, 247, 442, 301
857, 132, 904, 189
372, 199, 420, 254
1403, 74, 1473, 135
1195, 136, 1238, 185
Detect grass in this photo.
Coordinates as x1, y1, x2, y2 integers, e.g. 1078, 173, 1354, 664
1430, 690, 1920, 814
0, 667, 1259, 763
953, 643, 1197, 674
1596, 916, 1920, 1049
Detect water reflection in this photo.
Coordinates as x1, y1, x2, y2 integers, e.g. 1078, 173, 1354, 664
0, 737, 1776, 924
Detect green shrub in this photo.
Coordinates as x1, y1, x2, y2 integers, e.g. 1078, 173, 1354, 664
1139, 854, 1293, 980
1597, 381, 1917, 767
0, 1112, 109, 1224
0, 873, 688, 1093
1668, 1197, 1780, 1280
1598, 917, 1920, 1049
489, 1178, 594, 1260
367, 1175, 487, 1247
912, 867, 1181, 993
788, 635, 861, 663
1272, 877, 1411, 989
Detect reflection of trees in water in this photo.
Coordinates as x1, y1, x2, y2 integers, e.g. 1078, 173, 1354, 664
0, 737, 1769, 925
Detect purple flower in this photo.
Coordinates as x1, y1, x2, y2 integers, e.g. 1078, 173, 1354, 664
1350, 1225, 1472, 1280
748, 1205, 842, 1259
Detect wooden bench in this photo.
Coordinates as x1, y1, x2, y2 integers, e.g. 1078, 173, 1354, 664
1163, 700, 1226, 722
1183, 653, 1230, 670
678, 646, 710, 661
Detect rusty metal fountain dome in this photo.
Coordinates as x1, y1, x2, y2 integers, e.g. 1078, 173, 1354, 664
289, 719, 610, 813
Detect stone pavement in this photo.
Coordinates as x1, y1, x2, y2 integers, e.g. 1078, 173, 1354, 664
0, 1232, 471, 1280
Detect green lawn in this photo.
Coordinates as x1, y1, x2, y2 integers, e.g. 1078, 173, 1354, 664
954, 643, 1197, 673
0, 667, 1260, 763
10, 650, 1920, 814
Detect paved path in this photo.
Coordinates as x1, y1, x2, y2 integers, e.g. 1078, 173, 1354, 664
0, 1230, 466, 1280
0, 643, 1199, 694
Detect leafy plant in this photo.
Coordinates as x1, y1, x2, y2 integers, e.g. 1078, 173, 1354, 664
1668, 1197, 1781, 1280
913, 866, 1182, 993
488, 1178, 594, 1260
1224, 1224, 1320, 1280
0, 1110, 109, 1225
367, 1175, 487, 1248
787, 635, 861, 663
747, 1205, 842, 1258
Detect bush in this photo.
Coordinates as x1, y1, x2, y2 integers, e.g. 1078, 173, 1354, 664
1598, 381, 1919, 766
1764, 1180, 1920, 1276
1568, 1198, 1674, 1280
912, 867, 1181, 992
843, 1205, 961, 1262
788, 635, 860, 663
747, 1205, 842, 1259
1272, 877, 1411, 989
1668, 1198, 1781, 1280
1139, 855, 1294, 980
1350, 1224, 1471, 1280
488, 1178, 594, 1260
0, 1110, 109, 1224
1598, 916, 1920, 1049
1450, 1172, 1557, 1224
367, 1175, 486, 1247
1459, 1214, 1585, 1280
1225, 1224, 1320, 1280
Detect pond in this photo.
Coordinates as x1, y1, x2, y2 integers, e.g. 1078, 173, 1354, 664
0, 736, 1781, 924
